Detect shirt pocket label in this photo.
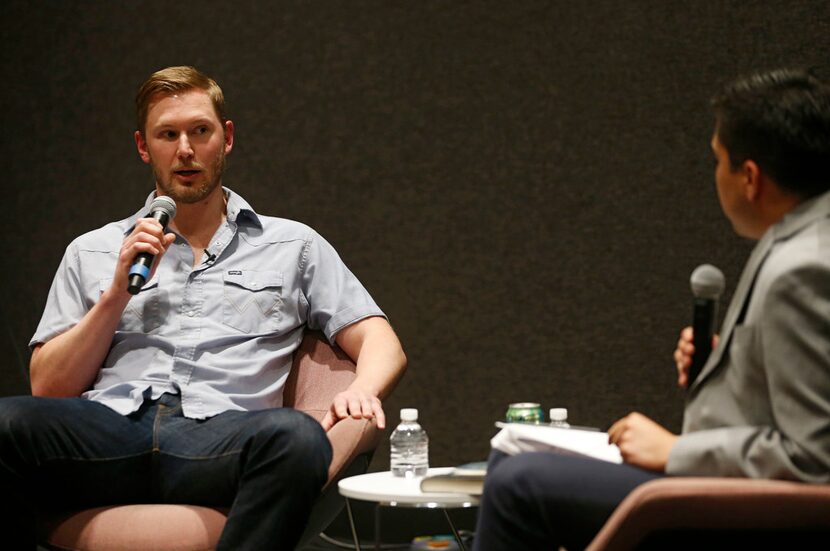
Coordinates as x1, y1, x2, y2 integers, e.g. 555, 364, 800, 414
222, 269, 283, 333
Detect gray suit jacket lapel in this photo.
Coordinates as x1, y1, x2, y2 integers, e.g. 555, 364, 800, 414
688, 231, 773, 393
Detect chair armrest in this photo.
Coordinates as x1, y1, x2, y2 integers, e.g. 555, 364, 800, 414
323, 416, 382, 491
587, 477, 830, 551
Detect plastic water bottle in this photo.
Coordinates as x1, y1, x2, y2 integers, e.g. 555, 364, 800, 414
549, 408, 570, 428
390, 408, 429, 477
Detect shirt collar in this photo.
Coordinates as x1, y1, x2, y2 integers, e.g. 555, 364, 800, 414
224, 187, 262, 228
770, 188, 830, 242
123, 186, 262, 235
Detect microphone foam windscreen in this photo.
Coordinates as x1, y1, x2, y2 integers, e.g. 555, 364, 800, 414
150, 195, 177, 220
690, 264, 725, 299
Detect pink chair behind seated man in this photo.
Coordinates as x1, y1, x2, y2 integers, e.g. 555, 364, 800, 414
38, 331, 381, 551
586, 476, 830, 551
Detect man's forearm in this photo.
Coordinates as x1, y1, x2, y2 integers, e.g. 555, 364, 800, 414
30, 288, 130, 397
351, 329, 407, 399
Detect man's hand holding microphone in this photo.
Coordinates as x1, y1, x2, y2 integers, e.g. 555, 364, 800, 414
114, 196, 177, 299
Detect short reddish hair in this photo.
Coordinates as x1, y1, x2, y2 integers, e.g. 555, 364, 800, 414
135, 66, 226, 134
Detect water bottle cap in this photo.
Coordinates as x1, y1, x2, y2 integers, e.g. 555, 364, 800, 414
400, 408, 418, 421
549, 408, 568, 421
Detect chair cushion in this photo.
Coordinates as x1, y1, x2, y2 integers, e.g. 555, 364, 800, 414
42, 505, 227, 551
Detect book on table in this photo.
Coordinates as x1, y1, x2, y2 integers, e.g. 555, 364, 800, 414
420, 461, 487, 495
490, 422, 622, 464
420, 424, 621, 495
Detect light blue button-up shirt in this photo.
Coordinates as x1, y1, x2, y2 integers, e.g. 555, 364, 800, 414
30, 188, 384, 419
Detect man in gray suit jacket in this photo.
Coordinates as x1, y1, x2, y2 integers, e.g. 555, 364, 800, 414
474, 68, 830, 550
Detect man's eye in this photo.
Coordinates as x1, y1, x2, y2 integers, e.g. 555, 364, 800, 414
195, 126, 208, 135
164, 131, 177, 139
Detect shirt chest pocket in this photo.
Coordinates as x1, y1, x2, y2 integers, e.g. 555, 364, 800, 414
100, 277, 164, 333
725, 323, 770, 414
222, 270, 284, 334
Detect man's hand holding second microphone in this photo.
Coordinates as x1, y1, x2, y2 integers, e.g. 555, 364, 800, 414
673, 326, 720, 388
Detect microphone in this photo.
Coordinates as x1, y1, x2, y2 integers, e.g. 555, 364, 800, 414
203, 249, 217, 265
127, 196, 177, 295
688, 264, 725, 387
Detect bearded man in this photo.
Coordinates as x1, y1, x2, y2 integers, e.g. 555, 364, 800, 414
0, 66, 407, 550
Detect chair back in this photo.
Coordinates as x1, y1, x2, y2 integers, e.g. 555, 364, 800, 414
284, 331, 358, 420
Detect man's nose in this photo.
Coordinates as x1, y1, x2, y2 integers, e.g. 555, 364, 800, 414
176, 134, 194, 158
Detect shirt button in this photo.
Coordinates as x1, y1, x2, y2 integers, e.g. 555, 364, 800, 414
188, 311, 196, 317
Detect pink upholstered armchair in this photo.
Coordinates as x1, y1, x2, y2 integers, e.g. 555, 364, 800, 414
586, 477, 830, 550
38, 331, 382, 550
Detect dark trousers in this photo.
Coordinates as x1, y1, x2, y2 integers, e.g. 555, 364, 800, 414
473, 450, 663, 551
0, 393, 332, 550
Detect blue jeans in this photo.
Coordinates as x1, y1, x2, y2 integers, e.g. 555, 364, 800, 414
473, 450, 663, 551
0, 393, 332, 550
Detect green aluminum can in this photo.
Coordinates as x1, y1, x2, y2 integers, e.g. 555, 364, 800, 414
506, 402, 544, 424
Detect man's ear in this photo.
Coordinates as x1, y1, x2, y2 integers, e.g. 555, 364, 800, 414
135, 130, 151, 164
741, 159, 762, 202
223, 120, 234, 155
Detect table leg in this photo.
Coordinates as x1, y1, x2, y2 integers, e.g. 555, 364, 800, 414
442, 508, 467, 551
344, 498, 362, 551
374, 503, 381, 551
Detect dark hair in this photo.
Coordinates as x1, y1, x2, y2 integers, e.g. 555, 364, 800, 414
135, 66, 226, 135
712, 68, 830, 198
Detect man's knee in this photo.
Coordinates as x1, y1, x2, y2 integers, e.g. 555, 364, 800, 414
485, 453, 546, 504
280, 410, 330, 462
0, 396, 49, 447
248, 409, 331, 473
0, 397, 55, 485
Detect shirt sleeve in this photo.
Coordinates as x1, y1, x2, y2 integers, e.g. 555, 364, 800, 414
667, 262, 830, 482
299, 230, 386, 343
29, 241, 91, 349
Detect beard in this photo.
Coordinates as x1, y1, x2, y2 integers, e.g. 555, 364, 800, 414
152, 149, 227, 204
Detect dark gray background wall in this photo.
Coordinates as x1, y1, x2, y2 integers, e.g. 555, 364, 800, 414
2, 1, 829, 474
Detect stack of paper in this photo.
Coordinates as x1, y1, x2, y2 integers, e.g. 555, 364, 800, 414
490, 422, 622, 464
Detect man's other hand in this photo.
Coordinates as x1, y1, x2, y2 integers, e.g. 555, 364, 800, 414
321, 387, 385, 432
607, 412, 678, 472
